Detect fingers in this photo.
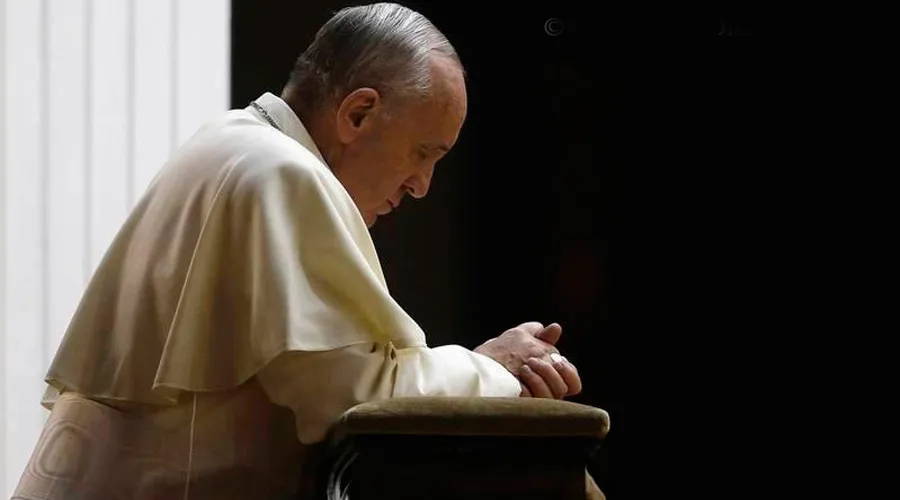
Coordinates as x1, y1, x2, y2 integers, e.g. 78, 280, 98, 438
515, 322, 545, 336
512, 321, 562, 347
518, 354, 583, 399
535, 323, 562, 345
522, 357, 568, 399
549, 353, 582, 396
519, 382, 532, 398
519, 363, 554, 398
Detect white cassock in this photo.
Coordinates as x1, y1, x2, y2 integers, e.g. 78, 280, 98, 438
12, 92, 521, 500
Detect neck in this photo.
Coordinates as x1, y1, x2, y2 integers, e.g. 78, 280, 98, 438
281, 91, 340, 168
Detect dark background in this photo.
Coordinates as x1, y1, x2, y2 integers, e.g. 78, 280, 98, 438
231, 2, 766, 498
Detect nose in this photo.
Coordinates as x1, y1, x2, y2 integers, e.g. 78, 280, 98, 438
404, 166, 433, 199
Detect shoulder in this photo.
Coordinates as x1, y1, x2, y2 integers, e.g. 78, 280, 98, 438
213, 114, 363, 226
222, 109, 328, 172
148, 108, 363, 229
188, 110, 336, 198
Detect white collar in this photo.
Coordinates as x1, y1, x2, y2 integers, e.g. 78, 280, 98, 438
247, 92, 328, 165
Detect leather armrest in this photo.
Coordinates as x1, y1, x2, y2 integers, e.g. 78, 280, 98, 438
331, 396, 610, 439
316, 397, 610, 500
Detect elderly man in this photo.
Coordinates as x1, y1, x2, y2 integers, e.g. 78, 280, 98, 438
14, 3, 599, 499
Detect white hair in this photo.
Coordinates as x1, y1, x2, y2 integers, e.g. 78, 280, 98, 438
285, 2, 462, 109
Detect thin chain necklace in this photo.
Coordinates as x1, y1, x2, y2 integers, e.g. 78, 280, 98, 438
249, 101, 282, 133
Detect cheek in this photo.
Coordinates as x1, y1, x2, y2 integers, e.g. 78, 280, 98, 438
376, 170, 409, 201
351, 138, 416, 204
355, 162, 406, 207
344, 146, 390, 198
377, 155, 415, 192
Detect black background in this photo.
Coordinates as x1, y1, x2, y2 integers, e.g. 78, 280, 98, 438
231, 2, 770, 498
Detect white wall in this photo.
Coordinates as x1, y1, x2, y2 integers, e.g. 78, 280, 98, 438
0, 0, 230, 496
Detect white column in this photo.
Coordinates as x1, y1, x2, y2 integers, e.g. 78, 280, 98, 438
0, 0, 230, 496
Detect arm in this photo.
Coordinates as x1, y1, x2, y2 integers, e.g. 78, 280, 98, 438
239, 166, 578, 443
256, 342, 521, 444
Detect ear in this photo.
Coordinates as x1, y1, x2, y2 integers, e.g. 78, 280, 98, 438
335, 87, 381, 145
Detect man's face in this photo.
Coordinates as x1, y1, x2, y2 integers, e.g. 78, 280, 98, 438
329, 57, 467, 227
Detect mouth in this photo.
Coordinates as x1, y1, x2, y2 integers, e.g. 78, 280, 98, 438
374, 198, 400, 218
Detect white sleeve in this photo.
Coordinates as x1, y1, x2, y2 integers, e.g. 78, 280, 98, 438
256, 342, 521, 444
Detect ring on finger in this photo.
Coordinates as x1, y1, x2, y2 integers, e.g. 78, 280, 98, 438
549, 352, 567, 364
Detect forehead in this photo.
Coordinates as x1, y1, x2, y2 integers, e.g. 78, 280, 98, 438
428, 56, 467, 116
400, 58, 467, 144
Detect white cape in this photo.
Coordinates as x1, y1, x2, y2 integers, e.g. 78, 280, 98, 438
44, 92, 439, 407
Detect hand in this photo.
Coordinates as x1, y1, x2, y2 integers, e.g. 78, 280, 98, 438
517, 352, 581, 399
474, 322, 582, 399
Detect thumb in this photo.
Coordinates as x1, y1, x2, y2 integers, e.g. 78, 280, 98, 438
535, 323, 562, 345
